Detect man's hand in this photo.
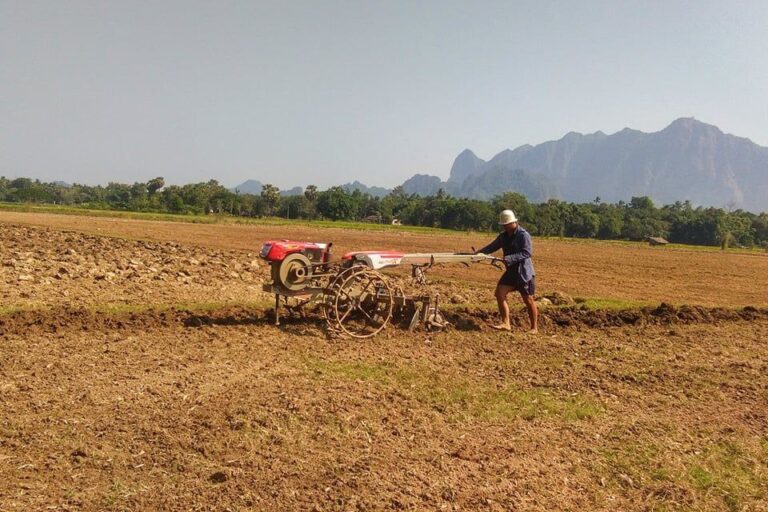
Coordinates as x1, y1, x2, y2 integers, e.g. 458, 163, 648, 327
490, 257, 507, 270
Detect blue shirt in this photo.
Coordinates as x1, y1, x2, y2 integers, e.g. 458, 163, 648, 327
478, 226, 535, 283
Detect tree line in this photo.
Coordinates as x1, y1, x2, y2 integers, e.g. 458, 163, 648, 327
1, 176, 767, 248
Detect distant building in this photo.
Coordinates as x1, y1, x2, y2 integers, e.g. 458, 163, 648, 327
647, 236, 669, 246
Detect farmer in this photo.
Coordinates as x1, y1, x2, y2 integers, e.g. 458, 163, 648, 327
476, 209, 539, 333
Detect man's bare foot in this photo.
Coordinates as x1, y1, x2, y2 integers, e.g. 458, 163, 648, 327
491, 324, 512, 331
527, 328, 539, 335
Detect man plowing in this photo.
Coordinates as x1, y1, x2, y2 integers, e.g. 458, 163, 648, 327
476, 209, 539, 334
259, 219, 538, 337
260, 239, 507, 337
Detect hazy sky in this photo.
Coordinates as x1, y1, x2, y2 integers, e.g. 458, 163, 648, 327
2, 0, 767, 188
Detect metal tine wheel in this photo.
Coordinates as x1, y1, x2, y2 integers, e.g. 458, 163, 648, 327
331, 268, 394, 338
322, 264, 367, 327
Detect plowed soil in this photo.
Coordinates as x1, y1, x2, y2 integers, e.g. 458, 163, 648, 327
2, 210, 767, 307
1, 213, 767, 511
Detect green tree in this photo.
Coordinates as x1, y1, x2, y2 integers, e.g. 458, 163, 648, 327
596, 204, 624, 238
492, 192, 534, 222
303, 185, 319, 219
304, 184, 318, 202
147, 177, 165, 194
260, 184, 280, 216
317, 186, 357, 220
752, 213, 768, 246
566, 204, 600, 237
535, 199, 567, 236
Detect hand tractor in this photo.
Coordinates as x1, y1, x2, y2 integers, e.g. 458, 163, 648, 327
260, 239, 502, 338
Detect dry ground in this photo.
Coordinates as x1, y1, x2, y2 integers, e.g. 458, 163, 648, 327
1, 212, 767, 511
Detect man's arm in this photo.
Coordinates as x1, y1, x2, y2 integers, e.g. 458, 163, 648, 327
504, 231, 532, 264
476, 234, 502, 255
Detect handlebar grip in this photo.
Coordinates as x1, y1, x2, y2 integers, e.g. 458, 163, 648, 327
491, 258, 506, 270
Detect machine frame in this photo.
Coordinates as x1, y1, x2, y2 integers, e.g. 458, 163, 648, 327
261, 240, 502, 338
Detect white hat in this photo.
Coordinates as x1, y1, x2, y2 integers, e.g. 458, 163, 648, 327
498, 209, 518, 225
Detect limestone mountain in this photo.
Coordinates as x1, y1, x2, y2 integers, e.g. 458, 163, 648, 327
412, 118, 768, 211
342, 181, 390, 198
447, 149, 486, 184
231, 179, 263, 195
401, 174, 444, 196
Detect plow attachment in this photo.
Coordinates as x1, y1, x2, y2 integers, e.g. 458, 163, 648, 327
261, 243, 500, 338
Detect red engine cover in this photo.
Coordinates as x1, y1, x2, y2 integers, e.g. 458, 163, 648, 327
260, 240, 328, 262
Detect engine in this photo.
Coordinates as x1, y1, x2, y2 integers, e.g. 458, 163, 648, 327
260, 240, 332, 292
260, 240, 331, 263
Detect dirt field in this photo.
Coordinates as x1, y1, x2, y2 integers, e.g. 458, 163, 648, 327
1, 210, 767, 308
1, 212, 767, 511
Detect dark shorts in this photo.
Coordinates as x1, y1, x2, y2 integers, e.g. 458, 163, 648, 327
497, 271, 536, 297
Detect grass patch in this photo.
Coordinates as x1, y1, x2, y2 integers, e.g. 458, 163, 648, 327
599, 439, 767, 512
101, 479, 133, 508
304, 358, 600, 422
92, 300, 264, 314
536, 235, 763, 254
90, 303, 168, 315
0, 202, 220, 224
0, 300, 273, 317
686, 441, 767, 511
689, 464, 715, 489
573, 297, 651, 310
600, 442, 665, 481
93, 299, 275, 315
665, 242, 762, 254
0, 202, 461, 235
440, 300, 498, 312
0, 304, 42, 315
573, 297, 758, 313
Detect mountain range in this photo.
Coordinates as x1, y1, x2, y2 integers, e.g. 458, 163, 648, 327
231, 180, 302, 197
233, 118, 768, 212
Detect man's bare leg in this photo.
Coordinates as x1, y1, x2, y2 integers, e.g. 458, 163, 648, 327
492, 285, 515, 330
521, 293, 539, 333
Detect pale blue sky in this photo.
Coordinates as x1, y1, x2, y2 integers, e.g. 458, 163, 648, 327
2, 0, 767, 188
